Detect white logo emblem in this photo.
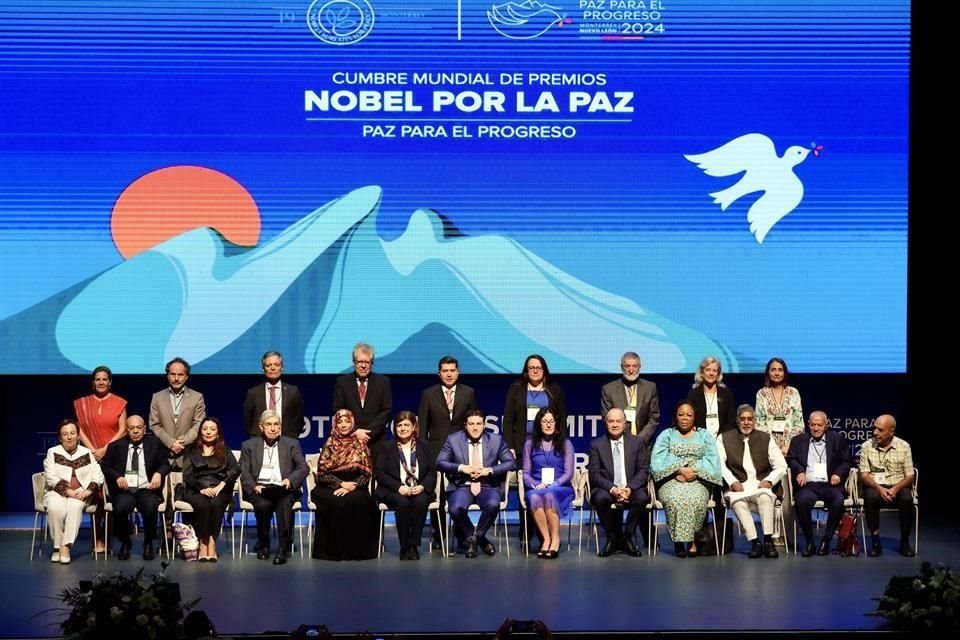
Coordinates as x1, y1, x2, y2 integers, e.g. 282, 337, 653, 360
685, 133, 811, 244
307, 0, 375, 46
487, 1, 567, 40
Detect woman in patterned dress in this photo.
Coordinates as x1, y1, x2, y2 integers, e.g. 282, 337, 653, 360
651, 400, 722, 557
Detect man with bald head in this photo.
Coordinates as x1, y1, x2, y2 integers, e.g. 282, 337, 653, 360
859, 414, 915, 557
101, 415, 170, 561
588, 408, 650, 557
786, 410, 851, 556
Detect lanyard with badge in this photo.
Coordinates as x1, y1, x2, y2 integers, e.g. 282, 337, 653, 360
704, 391, 720, 435
526, 389, 545, 421
810, 440, 827, 480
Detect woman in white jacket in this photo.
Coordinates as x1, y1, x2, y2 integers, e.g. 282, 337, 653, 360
43, 419, 104, 564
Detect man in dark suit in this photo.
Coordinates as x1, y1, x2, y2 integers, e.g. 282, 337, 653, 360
600, 351, 660, 443
239, 410, 309, 564
418, 355, 478, 549
101, 415, 170, 560
786, 410, 852, 557
332, 342, 392, 445
243, 350, 305, 439
588, 408, 650, 557
437, 410, 516, 558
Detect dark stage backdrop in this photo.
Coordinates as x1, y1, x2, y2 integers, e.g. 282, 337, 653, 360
3, 373, 911, 512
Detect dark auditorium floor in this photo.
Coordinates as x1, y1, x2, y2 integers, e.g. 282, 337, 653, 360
2, 512, 956, 638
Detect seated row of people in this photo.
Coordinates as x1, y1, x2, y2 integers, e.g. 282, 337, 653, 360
42, 400, 914, 565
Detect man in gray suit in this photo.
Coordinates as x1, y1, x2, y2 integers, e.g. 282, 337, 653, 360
240, 410, 308, 564
149, 357, 205, 464
600, 351, 660, 443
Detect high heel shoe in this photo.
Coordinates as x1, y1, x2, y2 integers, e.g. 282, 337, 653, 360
687, 543, 699, 558
536, 548, 548, 559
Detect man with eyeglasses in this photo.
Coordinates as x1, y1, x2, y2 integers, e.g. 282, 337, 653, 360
243, 350, 305, 439
601, 351, 660, 443
332, 342, 392, 445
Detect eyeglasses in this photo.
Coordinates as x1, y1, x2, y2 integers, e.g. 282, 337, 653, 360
354, 360, 372, 365
540, 419, 556, 425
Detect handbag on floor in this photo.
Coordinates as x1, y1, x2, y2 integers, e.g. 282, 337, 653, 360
836, 513, 860, 556
172, 522, 200, 561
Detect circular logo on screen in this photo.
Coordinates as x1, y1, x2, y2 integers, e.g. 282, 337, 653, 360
307, 0, 375, 45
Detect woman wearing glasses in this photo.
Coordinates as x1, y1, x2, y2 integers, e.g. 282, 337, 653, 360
522, 407, 575, 559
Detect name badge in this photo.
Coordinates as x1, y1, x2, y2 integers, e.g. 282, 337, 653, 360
125, 471, 139, 486
541, 467, 555, 485
526, 405, 540, 421
772, 416, 787, 433
873, 468, 887, 485
705, 414, 720, 435
624, 408, 637, 424
813, 463, 828, 480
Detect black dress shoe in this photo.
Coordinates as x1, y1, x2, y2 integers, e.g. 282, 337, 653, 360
465, 538, 478, 558
764, 543, 779, 558
410, 546, 420, 560
117, 543, 131, 561
479, 538, 497, 556
142, 543, 155, 561
272, 552, 287, 565
621, 539, 642, 557
748, 540, 763, 558
399, 548, 411, 560
817, 539, 831, 556
674, 542, 687, 558
256, 548, 270, 560
899, 542, 915, 557
867, 541, 882, 557
801, 543, 816, 557
598, 541, 618, 557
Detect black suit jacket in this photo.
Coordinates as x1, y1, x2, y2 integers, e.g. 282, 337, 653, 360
373, 438, 438, 501
686, 385, 737, 435
786, 430, 851, 488
588, 433, 650, 497
502, 380, 567, 454
332, 372, 392, 444
243, 380, 306, 439
101, 435, 171, 495
239, 436, 309, 497
418, 383, 478, 459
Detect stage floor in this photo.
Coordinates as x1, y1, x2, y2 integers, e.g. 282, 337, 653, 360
2, 512, 954, 638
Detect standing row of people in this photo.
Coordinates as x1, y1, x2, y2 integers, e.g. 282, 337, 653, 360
41, 346, 913, 563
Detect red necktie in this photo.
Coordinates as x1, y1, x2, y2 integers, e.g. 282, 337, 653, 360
358, 379, 367, 404
268, 385, 277, 410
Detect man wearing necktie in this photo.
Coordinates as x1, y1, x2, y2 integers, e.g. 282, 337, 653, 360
786, 410, 852, 557
437, 410, 516, 558
588, 408, 650, 557
243, 350, 306, 439
101, 415, 170, 561
600, 352, 661, 443
418, 356, 478, 549
332, 343, 392, 446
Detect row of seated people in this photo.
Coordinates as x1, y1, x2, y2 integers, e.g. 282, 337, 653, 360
42, 398, 915, 564
64, 345, 814, 555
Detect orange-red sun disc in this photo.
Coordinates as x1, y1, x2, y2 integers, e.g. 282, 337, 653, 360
111, 165, 260, 258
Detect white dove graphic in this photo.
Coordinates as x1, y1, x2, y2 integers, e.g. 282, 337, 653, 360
685, 133, 811, 244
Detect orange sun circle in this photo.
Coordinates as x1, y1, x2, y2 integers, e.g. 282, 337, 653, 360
111, 165, 261, 259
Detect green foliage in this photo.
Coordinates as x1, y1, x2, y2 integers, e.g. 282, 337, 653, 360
59, 564, 199, 639
872, 562, 960, 631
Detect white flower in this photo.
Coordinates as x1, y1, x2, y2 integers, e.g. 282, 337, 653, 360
109, 606, 123, 620
136, 614, 150, 625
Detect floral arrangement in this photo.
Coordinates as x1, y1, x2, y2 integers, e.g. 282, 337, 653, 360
871, 561, 960, 631
58, 564, 199, 639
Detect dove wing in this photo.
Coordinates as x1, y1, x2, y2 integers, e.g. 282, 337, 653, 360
745, 172, 804, 244
684, 133, 778, 177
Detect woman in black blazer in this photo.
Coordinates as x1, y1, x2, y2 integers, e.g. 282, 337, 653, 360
686, 355, 737, 438
502, 354, 567, 455
374, 411, 437, 560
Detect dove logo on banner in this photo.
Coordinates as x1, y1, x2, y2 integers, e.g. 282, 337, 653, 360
487, 1, 568, 40
685, 133, 811, 244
